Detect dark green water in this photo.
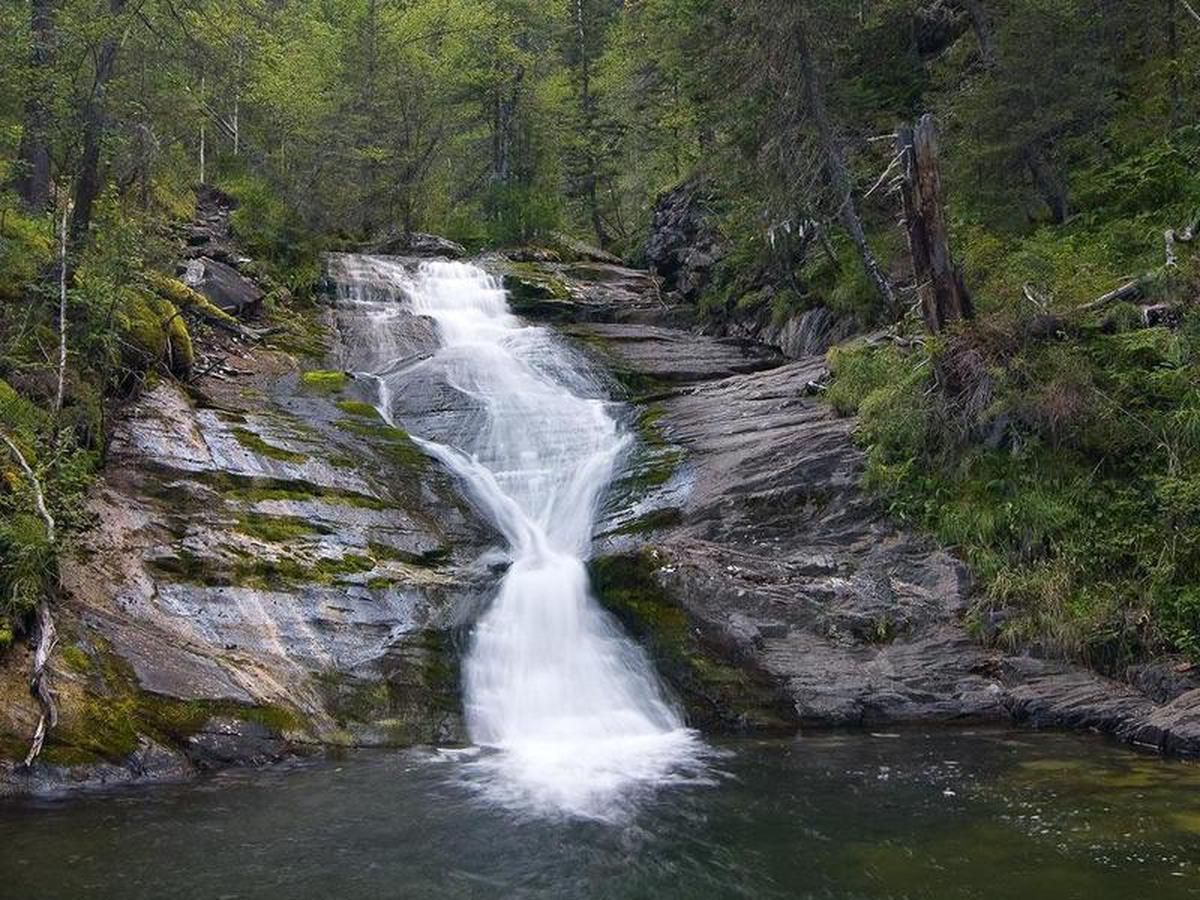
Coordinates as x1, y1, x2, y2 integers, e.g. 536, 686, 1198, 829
2, 729, 1199, 899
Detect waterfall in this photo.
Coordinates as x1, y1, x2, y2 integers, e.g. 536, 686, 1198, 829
330, 255, 705, 819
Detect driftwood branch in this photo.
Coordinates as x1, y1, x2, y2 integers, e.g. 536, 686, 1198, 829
22, 600, 58, 766
1078, 278, 1146, 312
1072, 214, 1199, 314
0, 431, 55, 542
0, 429, 59, 768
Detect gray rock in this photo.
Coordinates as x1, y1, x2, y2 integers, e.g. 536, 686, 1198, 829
373, 231, 467, 259
184, 256, 265, 315
644, 176, 725, 302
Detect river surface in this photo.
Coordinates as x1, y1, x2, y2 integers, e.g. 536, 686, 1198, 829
2, 730, 1199, 899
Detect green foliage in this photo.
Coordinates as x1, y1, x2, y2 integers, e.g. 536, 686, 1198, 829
219, 167, 322, 296
828, 300, 1200, 667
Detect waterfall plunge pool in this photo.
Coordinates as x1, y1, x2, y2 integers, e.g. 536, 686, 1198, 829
3, 729, 1199, 899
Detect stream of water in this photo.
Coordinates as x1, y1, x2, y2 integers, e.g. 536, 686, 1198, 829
331, 257, 705, 819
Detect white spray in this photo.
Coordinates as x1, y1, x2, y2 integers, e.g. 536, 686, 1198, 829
330, 256, 704, 819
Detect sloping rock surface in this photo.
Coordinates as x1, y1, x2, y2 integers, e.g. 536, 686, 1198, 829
0, 271, 496, 797
511, 260, 1200, 754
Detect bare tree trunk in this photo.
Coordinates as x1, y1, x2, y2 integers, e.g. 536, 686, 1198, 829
1167, 0, 1181, 129
16, 0, 53, 211
794, 13, 897, 316
22, 600, 58, 767
70, 3, 124, 243
199, 74, 206, 183
1022, 144, 1070, 224
958, 0, 996, 66
53, 204, 68, 416
0, 430, 59, 768
896, 116, 973, 332
575, 0, 609, 248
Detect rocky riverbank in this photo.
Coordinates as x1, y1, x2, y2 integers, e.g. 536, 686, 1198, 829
499, 255, 1200, 755
0, 212, 497, 796
4, 229, 1198, 798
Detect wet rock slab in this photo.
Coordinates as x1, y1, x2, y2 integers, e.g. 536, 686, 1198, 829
575, 306, 1200, 754
1, 304, 496, 792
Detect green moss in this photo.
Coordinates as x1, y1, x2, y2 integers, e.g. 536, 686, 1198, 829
235, 512, 325, 543
589, 551, 792, 733
335, 420, 428, 470
636, 404, 669, 447
368, 541, 450, 567
301, 370, 348, 393
144, 271, 239, 328
231, 427, 309, 463
229, 551, 377, 589
503, 264, 573, 317
43, 641, 307, 765
336, 400, 382, 419
58, 644, 92, 672
147, 549, 225, 586
604, 507, 684, 536
119, 292, 194, 376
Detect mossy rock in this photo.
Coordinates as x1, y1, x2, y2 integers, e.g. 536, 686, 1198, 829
313, 630, 462, 742
144, 271, 240, 329
589, 550, 794, 734
231, 427, 309, 463
119, 292, 194, 377
336, 400, 381, 419
43, 639, 306, 765
301, 370, 348, 393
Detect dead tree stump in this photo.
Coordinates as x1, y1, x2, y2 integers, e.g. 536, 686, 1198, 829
896, 115, 973, 332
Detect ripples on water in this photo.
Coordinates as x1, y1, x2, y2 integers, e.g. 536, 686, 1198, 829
2, 731, 1199, 899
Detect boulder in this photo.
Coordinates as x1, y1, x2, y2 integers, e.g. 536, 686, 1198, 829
644, 176, 726, 302
183, 256, 264, 316
374, 231, 467, 259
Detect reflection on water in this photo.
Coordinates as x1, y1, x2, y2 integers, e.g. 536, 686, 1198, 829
1, 730, 1198, 899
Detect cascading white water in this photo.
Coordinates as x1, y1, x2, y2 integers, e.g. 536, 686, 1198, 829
331, 256, 705, 819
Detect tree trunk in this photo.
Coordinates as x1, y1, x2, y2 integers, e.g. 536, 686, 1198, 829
958, 0, 996, 66
575, 0, 609, 248
16, 0, 54, 211
794, 13, 897, 316
1022, 144, 1070, 225
896, 115, 973, 332
1167, 0, 1181, 129
70, 1, 125, 243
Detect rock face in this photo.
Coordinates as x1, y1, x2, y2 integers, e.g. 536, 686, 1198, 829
0, 267, 497, 796
643, 176, 725, 303
183, 257, 265, 315
642, 177, 856, 360
716, 303, 859, 360
485, 255, 694, 327
511, 258, 1200, 754
373, 231, 467, 259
